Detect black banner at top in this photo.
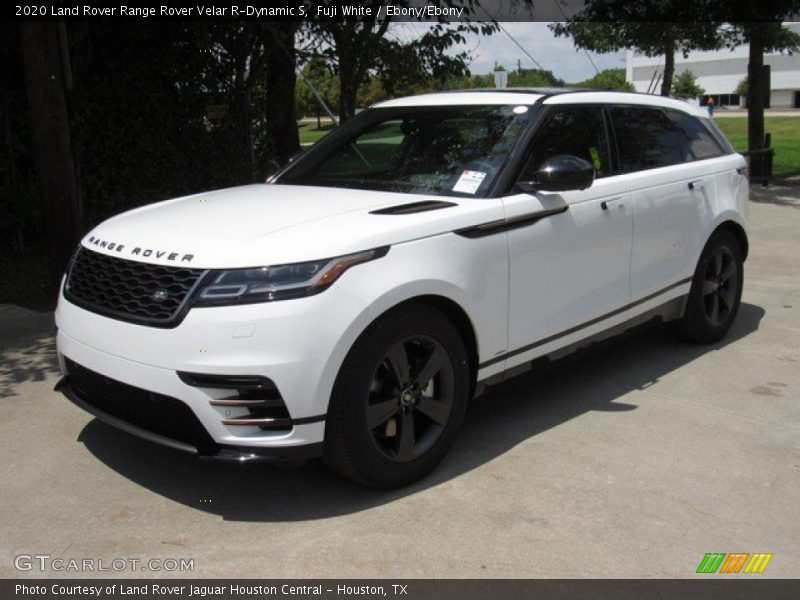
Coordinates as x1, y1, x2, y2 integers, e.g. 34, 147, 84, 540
11, 0, 548, 23
7, 0, 799, 22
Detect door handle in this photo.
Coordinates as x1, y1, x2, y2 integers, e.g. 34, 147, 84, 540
688, 179, 707, 191
601, 197, 625, 210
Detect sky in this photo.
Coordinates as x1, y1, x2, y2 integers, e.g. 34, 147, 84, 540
389, 22, 627, 84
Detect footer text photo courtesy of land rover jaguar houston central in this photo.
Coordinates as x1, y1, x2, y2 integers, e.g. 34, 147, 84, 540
54, 89, 749, 488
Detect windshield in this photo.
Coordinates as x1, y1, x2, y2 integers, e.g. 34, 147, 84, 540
277, 104, 537, 197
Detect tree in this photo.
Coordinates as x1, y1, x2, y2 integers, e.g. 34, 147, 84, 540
20, 23, 82, 288
10, 21, 324, 287
439, 72, 492, 90
685, 1, 800, 175
67, 23, 256, 217
192, 23, 266, 182
192, 22, 309, 174
671, 70, 705, 100
509, 68, 564, 88
296, 57, 338, 127
735, 76, 748, 98
357, 76, 390, 108
309, 2, 496, 120
552, 4, 724, 96
577, 68, 634, 91
263, 22, 301, 170
723, 19, 800, 176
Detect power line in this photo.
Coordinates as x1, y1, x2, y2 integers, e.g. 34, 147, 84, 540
551, 0, 600, 75
474, 1, 546, 71
495, 21, 546, 71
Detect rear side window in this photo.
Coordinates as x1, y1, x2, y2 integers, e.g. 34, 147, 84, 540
700, 117, 736, 155
609, 106, 691, 173
667, 110, 727, 160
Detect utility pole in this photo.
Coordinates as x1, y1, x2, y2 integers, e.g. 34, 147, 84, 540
748, 32, 766, 178
517, 58, 522, 73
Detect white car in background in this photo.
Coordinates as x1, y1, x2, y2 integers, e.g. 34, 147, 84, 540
55, 89, 749, 487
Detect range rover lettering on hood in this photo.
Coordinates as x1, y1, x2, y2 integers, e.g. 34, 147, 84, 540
87, 236, 195, 263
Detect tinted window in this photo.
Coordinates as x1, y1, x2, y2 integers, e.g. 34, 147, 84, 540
318, 119, 405, 175
667, 110, 726, 160
280, 105, 534, 197
700, 116, 736, 155
525, 107, 612, 178
610, 106, 691, 173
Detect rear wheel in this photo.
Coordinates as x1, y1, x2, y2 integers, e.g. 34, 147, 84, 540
324, 304, 471, 488
671, 230, 743, 343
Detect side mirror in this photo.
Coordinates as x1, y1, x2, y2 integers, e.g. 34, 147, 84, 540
516, 155, 595, 193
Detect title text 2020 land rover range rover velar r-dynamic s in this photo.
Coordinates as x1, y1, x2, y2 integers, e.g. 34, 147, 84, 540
55, 89, 749, 487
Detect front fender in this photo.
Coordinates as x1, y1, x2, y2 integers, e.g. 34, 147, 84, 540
311, 233, 509, 416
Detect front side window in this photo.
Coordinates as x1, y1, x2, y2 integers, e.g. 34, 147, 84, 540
610, 106, 691, 173
523, 106, 612, 179
278, 105, 536, 197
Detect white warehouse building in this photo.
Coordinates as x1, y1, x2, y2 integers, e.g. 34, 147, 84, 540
625, 23, 800, 108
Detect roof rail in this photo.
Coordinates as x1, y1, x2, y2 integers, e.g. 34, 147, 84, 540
438, 87, 592, 96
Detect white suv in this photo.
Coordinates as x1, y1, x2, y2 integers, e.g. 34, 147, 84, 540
55, 89, 748, 487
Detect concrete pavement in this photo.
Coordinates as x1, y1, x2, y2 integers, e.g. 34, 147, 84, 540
1, 185, 798, 578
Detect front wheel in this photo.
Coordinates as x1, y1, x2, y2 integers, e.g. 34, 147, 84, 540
324, 304, 471, 488
671, 230, 744, 344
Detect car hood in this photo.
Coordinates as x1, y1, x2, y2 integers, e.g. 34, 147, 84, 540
81, 184, 502, 268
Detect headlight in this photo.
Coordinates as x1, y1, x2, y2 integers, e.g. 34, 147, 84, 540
193, 247, 389, 306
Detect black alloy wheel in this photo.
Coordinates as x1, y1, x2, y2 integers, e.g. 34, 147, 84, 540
366, 336, 455, 462
324, 303, 471, 488
701, 245, 739, 327
671, 229, 743, 344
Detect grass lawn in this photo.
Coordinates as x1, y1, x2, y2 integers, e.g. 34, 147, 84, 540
715, 116, 800, 178
298, 121, 335, 145
298, 119, 403, 146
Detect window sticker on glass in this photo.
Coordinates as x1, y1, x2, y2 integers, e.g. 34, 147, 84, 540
452, 170, 487, 194
513, 105, 529, 114
589, 146, 601, 170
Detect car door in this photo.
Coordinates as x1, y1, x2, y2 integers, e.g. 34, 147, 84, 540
608, 106, 717, 300
501, 105, 634, 369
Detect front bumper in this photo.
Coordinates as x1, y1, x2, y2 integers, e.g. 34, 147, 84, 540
55, 376, 322, 462
53, 270, 378, 456
56, 324, 329, 451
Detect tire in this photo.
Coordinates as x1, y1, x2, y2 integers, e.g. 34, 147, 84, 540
324, 303, 471, 488
671, 229, 744, 344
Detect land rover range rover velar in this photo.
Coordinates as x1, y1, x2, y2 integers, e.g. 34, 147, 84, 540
55, 89, 749, 487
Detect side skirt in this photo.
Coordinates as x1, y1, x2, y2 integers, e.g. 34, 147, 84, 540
474, 295, 687, 395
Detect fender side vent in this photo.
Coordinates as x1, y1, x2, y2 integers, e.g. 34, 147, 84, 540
370, 200, 457, 215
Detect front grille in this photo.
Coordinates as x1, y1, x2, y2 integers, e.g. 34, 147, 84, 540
65, 358, 216, 453
65, 247, 206, 327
